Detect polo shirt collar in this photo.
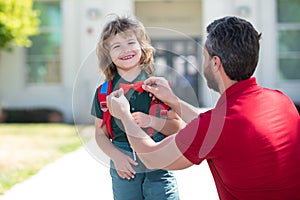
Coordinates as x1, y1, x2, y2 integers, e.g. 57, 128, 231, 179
216, 77, 258, 107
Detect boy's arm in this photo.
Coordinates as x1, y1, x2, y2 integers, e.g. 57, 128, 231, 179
94, 117, 137, 179
150, 109, 182, 135
131, 109, 182, 135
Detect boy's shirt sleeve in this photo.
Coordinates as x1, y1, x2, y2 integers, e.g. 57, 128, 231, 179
91, 89, 103, 119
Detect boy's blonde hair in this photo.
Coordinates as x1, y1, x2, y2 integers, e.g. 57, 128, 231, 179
96, 15, 155, 81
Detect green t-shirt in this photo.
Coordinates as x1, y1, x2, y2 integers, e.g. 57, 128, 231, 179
91, 71, 164, 142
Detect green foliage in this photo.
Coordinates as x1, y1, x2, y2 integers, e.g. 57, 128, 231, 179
0, 0, 40, 51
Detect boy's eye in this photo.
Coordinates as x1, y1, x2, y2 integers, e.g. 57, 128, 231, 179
112, 45, 120, 49
128, 41, 136, 45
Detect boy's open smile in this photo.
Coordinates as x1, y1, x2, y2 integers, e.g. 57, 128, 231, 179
109, 32, 142, 73
120, 54, 135, 60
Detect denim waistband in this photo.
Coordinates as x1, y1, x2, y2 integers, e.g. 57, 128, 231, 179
112, 140, 133, 152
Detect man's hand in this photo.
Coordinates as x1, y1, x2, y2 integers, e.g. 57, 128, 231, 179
142, 77, 176, 106
107, 88, 131, 120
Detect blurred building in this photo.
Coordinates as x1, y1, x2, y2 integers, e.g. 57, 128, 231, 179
0, 0, 299, 123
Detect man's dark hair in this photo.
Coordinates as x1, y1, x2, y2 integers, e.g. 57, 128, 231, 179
205, 16, 262, 81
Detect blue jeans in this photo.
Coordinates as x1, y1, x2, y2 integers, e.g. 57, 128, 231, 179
110, 141, 180, 200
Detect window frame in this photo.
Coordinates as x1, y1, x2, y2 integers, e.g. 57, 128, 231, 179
25, 0, 62, 85
276, 1, 300, 82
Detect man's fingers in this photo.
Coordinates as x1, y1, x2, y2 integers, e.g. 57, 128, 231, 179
110, 88, 124, 98
143, 76, 156, 85
144, 76, 166, 85
117, 88, 124, 97
112, 88, 124, 96
142, 84, 157, 94
107, 88, 124, 110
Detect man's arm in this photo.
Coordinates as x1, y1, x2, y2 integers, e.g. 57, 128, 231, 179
107, 89, 193, 170
122, 114, 193, 170
169, 97, 201, 124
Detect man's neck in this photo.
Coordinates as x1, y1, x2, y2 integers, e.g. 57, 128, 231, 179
218, 72, 238, 94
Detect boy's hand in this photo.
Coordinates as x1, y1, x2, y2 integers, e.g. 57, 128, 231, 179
132, 112, 152, 128
112, 153, 138, 180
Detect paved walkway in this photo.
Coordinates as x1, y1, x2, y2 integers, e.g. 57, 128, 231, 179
0, 138, 219, 200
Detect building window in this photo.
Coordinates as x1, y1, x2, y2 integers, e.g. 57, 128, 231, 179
26, 1, 61, 84
277, 0, 300, 80
152, 38, 202, 106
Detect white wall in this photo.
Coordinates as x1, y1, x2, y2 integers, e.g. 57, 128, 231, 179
1, 0, 296, 124
135, 1, 202, 38
255, 0, 277, 88
0, 49, 25, 109
0, 0, 134, 124
0, 46, 69, 117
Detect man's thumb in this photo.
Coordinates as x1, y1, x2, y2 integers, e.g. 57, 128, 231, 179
118, 88, 124, 96
142, 84, 153, 93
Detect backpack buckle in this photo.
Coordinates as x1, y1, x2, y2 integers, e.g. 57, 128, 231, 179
100, 101, 108, 112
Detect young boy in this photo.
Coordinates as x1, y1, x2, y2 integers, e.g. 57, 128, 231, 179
91, 15, 181, 200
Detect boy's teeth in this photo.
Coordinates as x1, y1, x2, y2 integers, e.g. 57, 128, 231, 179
122, 55, 133, 60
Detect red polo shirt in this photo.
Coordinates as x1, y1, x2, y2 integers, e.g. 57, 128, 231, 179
175, 78, 300, 200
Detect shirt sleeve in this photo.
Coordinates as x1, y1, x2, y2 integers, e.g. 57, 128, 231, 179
175, 110, 224, 165
91, 88, 103, 119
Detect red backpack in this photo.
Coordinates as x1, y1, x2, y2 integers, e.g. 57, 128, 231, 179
97, 81, 169, 139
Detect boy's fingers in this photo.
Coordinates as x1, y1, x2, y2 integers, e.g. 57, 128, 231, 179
129, 158, 138, 166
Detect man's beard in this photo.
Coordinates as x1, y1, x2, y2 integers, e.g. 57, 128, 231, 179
204, 64, 219, 93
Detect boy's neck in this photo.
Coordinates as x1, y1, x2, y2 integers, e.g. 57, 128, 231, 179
117, 67, 142, 82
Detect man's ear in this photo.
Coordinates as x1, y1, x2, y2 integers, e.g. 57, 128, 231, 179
212, 56, 222, 72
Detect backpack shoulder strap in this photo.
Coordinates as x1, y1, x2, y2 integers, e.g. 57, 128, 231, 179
147, 100, 170, 137
146, 81, 172, 137
97, 81, 114, 139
